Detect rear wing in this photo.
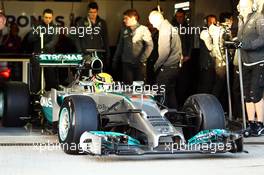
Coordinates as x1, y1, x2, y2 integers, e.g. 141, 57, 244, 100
36, 54, 83, 67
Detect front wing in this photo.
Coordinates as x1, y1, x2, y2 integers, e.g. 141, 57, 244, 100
79, 130, 244, 156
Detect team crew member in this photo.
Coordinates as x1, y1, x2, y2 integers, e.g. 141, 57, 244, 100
74, 2, 110, 69
209, 13, 233, 110
237, 0, 264, 136
112, 9, 153, 84
146, 20, 159, 85
28, 8, 59, 92
171, 8, 193, 107
198, 15, 217, 94
171, 8, 192, 63
148, 10, 182, 109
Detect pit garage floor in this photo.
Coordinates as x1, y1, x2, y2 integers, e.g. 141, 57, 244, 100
0, 121, 264, 175
0, 120, 58, 144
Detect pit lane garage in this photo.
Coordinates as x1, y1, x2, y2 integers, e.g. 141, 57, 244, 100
0, 51, 243, 156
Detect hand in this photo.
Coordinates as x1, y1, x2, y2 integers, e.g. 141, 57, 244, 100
182, 56, 190, 63
224, 40, 242, 49
140, 62, 147, 72
140, 62, 146, 67
234, 40, 243, 49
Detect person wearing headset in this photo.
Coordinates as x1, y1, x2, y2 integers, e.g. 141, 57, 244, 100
236, 0, 264, 137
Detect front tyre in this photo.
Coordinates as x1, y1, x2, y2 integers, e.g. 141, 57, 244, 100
182, 94, 225, 139
58, 95, 99, 154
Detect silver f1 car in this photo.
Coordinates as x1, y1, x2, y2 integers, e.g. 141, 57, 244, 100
0, 51, 243, 156
42, 52, 243, 155
56, 83, 243, 155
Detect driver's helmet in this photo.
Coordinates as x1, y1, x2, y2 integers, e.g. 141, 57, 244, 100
92, 73, 114, 92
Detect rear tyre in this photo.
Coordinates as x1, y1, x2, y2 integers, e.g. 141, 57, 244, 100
58, 95, 99, 154
182, 94, 225, 139
1, 82, 30, 127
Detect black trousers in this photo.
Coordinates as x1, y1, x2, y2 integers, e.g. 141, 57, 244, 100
197, 67, 215, 94
212, 66, 227, 111
122, 63, 145, 85
212, 66, 226, 98
44, 67, 59, 91
156, 67, 180, 109
232, 66, 242, 119
146, 59, 156, 85
243, 64, 264, 103
30, 57, 41, 93
30, 57, 59, 93
175, 60, 196, 108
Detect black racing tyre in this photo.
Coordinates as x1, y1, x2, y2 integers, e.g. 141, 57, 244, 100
58, 95, 99, 154
1, 82, 30, 127
182, 94, 226, 139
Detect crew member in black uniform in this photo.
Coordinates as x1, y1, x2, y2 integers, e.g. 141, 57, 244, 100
149, 10, 182, 109
74, 2, 110, 71
28, 8, 59, 92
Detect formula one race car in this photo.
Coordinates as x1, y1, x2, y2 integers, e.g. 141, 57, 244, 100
56, 75, 243, 155
0, 51, 243, 156
43, 52, 243, 155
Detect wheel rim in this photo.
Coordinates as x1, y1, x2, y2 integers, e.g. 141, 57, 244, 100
0, 91, 4, 118
59, 107, 70, 141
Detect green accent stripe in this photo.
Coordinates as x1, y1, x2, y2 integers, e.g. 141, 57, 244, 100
90, 131, 141, 146
42, 107, 53, 123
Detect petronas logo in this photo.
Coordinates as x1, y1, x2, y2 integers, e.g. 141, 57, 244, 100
39, 54, 83, 63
